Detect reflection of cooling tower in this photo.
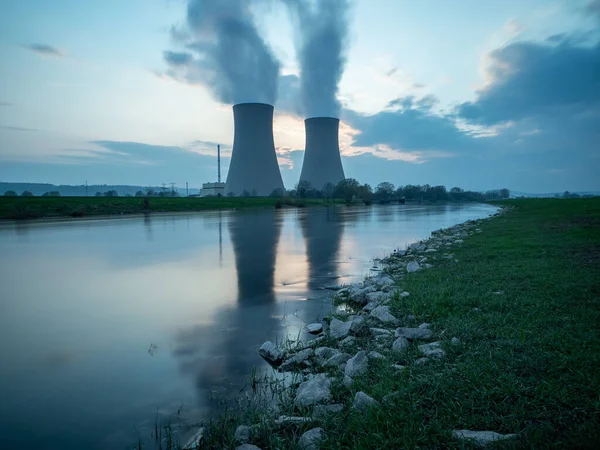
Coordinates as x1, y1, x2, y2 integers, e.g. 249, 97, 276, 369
229, 209, 282, 305
225, 103, 285, 197
300, 208, 344, 290
299, 117, 345, 191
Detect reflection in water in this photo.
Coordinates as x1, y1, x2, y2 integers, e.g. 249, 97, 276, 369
230, 209, 282, 305
174, 209, 283, 413
299, 207, 344, 290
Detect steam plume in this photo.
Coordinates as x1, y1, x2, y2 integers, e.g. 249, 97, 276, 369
165, 0, 280, 105
284, 0, 350, 118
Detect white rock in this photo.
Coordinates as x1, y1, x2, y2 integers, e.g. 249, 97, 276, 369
414, 357, 430, 365
366, 291, 390, 303
313, 403, 344, 418
425, 248, 437, 253
406, 261, 421, 273
274, 416, 312, 426
307, 323, 323, 334
295, 374, 332, 407
370, 306, 399, 324
392, 336, 410, 352
452, 430, 517, 447
362, 301, 380, 312
280, 348, 314, 371
314, 347, 338, 359
451, 337, 460, 345
234, 425, 251, 444
236, 445, 262, 450
343, 375, 353, 387
392, 364, 406, 371
183, 427, 204, 449
368, 351, 385, 359
418, 322, 431, 329
454, 239, 464, 244
258, 341, 283, 365
395, 327, 432, 340
352, 391, 380, 410
418, 341, 445, 358
345, 350, 369, 377
406, 314, 416, 320
298, 427, 324, 450
324, 352, 351, 367
370, 328, 392, 337
399, 291, 410, 297
374, 275, 394, 287
329, 318, 352, 339
349, 315, 366, 334
338, 336, 356, 349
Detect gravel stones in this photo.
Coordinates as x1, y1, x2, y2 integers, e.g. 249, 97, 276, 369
352, 391, 379, 410
345, 350, 368, 377
392, 336, 410, 352
394, 327, 432, 340
295, 374, 332, 407
258, 341, 283, 366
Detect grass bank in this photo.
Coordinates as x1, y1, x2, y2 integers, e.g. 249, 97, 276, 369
197, 198, 600, 449
0, 196, 341, 220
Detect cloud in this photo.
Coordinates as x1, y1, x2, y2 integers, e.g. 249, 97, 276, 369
0, 125, 38, 132
457, 39, 600, 126
0, 102, 13, 106
586, 0, 600, 21
344, 95, 480, 160
23, 43, 65, 58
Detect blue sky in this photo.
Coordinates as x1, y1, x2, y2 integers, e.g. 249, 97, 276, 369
0, 0, 599, 193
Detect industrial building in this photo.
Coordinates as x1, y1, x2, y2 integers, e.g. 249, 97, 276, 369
299, 117, 345, 191
224, 103, 285, 197
200, 182, 225, 197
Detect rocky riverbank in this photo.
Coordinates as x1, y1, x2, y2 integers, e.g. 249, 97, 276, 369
189, 207, 518, 449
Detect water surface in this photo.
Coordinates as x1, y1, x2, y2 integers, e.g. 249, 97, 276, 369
0, 203, 497, 449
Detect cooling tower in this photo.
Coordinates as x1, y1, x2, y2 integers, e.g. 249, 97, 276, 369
299, 117, 345, 191
224, 103, 285, 197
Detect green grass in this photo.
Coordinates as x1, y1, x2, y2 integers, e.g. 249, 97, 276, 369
0, 196, 341, 220
200, 198, 600, 449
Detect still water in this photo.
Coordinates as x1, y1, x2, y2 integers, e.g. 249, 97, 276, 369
0, 203, 497, 450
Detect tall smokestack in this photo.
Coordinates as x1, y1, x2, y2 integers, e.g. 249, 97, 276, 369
299, 117, 345, 191
217, 144, 221, 183
225, 103, 285, 196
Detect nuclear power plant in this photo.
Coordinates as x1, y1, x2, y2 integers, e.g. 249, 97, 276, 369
224, 103, 285, 197
298, 117, 345, 191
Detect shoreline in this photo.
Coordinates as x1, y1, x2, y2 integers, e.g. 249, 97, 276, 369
0, 197, 489, 222
173, 198, 600, 449
176, 206, 511, 449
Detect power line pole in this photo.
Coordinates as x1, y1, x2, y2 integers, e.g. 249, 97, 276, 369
186, 182, 188, 197
85, 181, 88, 197
217, 144, 221, 183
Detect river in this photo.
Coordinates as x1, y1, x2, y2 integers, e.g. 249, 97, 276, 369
0, 203, 497, 450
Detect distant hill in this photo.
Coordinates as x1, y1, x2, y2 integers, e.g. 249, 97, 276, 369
0, 182, 201, 197
511, 191, 600, 198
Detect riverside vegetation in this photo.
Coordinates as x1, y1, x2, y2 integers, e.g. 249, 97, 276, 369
167, 198, 599, 449
0, 180, 510, 220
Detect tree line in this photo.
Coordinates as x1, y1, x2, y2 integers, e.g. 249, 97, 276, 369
261, 180, 510, 204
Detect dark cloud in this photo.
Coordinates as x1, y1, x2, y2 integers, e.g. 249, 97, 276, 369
163, 50, 193, 66
456, 40, 600, 125
275, 74, 302, 116
345, 96, 478, 155
0, 102, 13, 106
585, 0, 600, 21
163, 0, 280, 105
23, 43, 64, 58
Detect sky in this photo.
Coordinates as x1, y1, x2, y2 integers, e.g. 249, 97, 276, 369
0, 0, 599, 193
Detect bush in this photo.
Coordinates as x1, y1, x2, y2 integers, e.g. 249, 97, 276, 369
4, 190, 17, 197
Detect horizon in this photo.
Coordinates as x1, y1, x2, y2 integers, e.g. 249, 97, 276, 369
1, 0, 599, 194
